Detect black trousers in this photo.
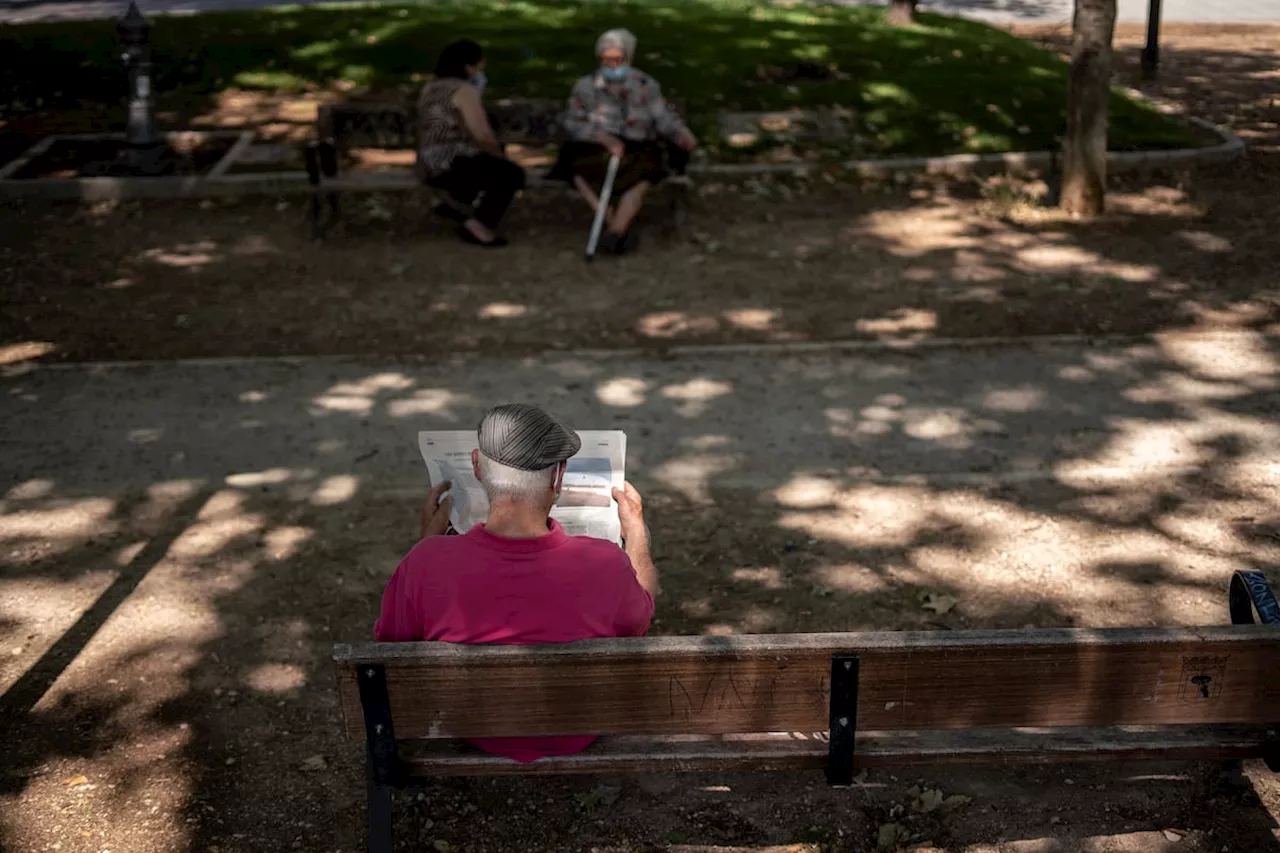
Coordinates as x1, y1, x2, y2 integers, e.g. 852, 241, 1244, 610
432, 154, 526, 229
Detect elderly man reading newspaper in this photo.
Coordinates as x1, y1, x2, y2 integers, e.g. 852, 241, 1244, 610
374, 403, 659, 763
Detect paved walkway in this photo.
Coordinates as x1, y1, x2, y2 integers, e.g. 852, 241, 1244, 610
3, 332, 1277, 853
1, 0, 1277, 25
4, 332, 1276, 498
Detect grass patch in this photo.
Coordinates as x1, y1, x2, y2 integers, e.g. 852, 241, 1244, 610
0, 0, 1198, 157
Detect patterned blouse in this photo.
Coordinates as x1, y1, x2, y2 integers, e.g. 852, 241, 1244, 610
563, 68, 688, 143
415, 78, 480, 180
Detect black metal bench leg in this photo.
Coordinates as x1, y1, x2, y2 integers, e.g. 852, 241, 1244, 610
358, 664, 403, 851
367, 772, 393, 853
304, 142, 325, 241
320, 140, 340, 222
672, 183, 689, 240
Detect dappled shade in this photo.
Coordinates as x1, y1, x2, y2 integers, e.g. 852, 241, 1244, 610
1, 0, 1195, 161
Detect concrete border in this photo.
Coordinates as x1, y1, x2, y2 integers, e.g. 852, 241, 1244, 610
4, 328, 1273, 374
0, 129, 254, 199
0, 98, 1246, 200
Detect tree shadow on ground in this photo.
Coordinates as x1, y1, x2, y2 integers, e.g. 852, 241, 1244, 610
1, 35, 1276, 366
1, 23, 1279, 853
1, 325, 1278, 851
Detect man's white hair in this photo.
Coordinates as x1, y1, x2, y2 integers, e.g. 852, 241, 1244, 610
477, 453, 557, 503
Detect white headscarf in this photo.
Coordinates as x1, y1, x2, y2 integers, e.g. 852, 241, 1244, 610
595, 28, 637, 60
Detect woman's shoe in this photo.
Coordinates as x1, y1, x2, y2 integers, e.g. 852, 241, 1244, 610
620, 227, 640, 253
457, 226, 509, 248
600, 231, 625, 254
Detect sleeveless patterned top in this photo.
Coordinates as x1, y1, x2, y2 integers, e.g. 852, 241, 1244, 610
415, 78, 480, 180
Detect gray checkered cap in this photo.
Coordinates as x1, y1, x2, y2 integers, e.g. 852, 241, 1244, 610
477, 403, 582, 471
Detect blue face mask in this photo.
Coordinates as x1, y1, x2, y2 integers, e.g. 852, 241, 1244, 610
601, 64, 630, 82
469, 71, 487, 93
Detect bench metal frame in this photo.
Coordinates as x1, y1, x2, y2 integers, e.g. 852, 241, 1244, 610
341, 570, 1279, 853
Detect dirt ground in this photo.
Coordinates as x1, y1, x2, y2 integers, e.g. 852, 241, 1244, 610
1, 23, 1279, 853
2, 25, 1279, 366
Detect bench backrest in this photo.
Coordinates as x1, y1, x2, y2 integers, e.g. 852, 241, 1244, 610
318, 96, 688, 151
318, 97, 571, 150
333, 624, 1279, 741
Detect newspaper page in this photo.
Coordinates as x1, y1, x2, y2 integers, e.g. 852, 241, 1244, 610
417, 430, 626, 545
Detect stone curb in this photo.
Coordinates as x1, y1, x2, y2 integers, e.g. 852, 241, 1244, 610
0, 101, 1246, 200
6, 329, 1273, 375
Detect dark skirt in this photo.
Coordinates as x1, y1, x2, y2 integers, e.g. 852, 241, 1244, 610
548, 139, 683, 195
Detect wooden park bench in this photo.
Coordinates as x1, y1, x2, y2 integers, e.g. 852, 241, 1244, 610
333, 570, 1279, 853
305, 96, 693, 240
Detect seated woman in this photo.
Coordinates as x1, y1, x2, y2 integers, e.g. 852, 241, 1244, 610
415, 39, 525, 247
550, 28, 697, 255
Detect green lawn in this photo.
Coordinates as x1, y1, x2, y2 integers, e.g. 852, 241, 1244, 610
1, 0, 1198, 158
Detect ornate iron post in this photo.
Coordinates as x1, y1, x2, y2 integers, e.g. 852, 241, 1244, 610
117, 2, 160, 148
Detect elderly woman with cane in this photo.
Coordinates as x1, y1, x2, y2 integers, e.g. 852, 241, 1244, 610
550, 28, 698, 255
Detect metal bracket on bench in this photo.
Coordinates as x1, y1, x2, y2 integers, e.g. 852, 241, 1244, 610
826, 654, 860, 786
357, 664, 404, 788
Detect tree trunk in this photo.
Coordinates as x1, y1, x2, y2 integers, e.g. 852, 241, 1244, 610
885, 0, 917, 25
1061, 0, 1117, 218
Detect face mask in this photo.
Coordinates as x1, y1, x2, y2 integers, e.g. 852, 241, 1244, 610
469, 71, 487, 93
601, 64, 629, 82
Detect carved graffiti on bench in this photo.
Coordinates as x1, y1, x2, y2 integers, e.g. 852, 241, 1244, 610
668, 673, 781, 721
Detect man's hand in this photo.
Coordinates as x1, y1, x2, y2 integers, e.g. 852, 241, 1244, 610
596, 133, 625, 158
674, 127, 698, 152
612, 481, 648, 551
421, 480, 454, 539
612, 481, 658, 597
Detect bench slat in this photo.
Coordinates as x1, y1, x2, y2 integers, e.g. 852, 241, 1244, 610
333, 626, 1280, 740
398, 725, 1274, 777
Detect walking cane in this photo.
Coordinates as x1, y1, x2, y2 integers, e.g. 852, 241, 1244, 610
585, 153, 621, 261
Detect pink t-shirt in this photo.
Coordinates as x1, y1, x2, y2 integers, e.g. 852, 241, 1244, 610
374, 519, 654, 762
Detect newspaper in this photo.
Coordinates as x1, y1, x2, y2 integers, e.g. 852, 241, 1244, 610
417, 430, 627, 544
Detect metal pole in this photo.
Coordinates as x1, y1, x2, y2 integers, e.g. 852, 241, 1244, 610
1141, 0, 1162, 79
117, 2, 160, 148
584, 154, 621, 261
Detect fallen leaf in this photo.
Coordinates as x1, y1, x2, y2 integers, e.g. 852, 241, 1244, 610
876, 821, 908, 851
942, 794, 971, 810
576, 783, 621, 812
913, 788, 945, 813
918, 591, 958, 615
64, 775, 89, 787
300, 755, 328, 772
433, 841, 451, 853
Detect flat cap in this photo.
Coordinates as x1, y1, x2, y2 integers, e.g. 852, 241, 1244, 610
477, 403, 581, 471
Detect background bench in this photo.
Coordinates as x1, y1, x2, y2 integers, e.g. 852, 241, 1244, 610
333, 570, 1279, 853
305, 96, 692, 240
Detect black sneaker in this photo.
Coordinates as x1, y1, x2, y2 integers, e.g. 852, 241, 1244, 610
620, 227, 640, 254
600, 231, 625, 255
